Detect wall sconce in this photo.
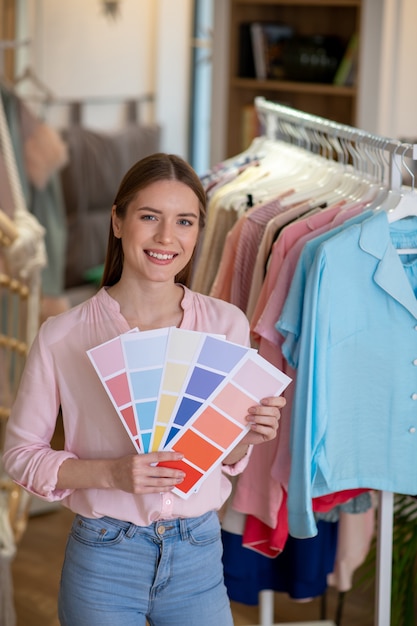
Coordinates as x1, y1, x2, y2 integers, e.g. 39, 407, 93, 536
101, 1, 122, 21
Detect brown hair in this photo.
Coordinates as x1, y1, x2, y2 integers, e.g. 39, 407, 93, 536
100, 153, 206, 288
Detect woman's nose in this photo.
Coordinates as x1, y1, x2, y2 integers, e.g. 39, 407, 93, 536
155, 221, 173, 243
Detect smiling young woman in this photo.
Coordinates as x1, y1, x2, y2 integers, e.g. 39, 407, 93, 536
3, 152, 286, 626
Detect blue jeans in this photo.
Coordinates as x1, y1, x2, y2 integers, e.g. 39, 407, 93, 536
58, 510, 234, 626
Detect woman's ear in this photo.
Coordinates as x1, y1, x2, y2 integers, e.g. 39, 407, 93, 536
111, 205, 122, 239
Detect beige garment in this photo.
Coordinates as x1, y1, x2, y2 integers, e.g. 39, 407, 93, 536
191, 166, 269, 295
194, 206, 239, 296
327, 506, 375, 592
210, 207, 260, 302
24, 121, 68, 190
18, 98, 68, 190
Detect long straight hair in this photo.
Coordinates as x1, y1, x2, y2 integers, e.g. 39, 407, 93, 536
100, 153, 206, 288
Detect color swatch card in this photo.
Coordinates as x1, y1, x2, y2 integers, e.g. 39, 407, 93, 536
87, 327, 292, 499
120, 328, 171, 452
158, 333, 252, 451
159, 349, 292, 498
150, 328, 226, 452
87, 329, 141, 453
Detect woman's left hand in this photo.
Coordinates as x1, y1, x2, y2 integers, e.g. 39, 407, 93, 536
243, 395, 286, 445
222, 395, 286, 466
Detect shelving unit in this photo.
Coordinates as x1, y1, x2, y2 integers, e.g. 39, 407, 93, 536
226, 0, 362, 156
0, 0, 17, 79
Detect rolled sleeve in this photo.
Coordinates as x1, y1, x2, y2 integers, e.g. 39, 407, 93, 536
222, 445, 253, 476
5, 447, 79, 501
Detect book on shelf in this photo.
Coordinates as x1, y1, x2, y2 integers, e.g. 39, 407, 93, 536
333, 32, 359, 86
238, 22, 256, 78
250, 22, 293, 80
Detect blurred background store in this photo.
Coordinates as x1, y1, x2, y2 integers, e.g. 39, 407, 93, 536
1, 1, 417, 625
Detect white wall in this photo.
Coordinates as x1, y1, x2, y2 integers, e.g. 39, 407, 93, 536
390, 0, 417, 140
16, 0, 193, 157
210, 0, 230, 167
15, 0, 417, 163
356, 0, 383, 134
358, 0, 417, 142
155, 0, 193, 157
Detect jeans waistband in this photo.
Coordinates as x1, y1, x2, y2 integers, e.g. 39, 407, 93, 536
88, 510, 216, 541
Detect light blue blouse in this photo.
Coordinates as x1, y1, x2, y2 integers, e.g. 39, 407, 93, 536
277, 210, 417, 538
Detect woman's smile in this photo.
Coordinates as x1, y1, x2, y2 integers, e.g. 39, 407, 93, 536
145, 249, 179, 262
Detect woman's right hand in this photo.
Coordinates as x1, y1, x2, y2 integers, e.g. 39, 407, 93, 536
109, 451, 185, 494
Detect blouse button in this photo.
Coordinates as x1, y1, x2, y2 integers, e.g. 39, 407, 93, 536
413, 359, 417, 366
409, 427, 416, 434
412, 393, 417, 400
165, 499, 172, 506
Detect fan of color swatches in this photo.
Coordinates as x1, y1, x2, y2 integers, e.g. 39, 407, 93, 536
87, 327, 292, 498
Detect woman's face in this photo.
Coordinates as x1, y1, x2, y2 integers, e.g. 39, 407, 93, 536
112, 179, 200, 285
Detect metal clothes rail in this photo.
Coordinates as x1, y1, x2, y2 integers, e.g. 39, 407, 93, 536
246, 96, 417, 626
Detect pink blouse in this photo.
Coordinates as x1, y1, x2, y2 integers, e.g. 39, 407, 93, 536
4, 287, 251, 525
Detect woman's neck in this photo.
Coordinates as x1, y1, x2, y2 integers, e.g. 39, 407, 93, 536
107, 279, 185, 331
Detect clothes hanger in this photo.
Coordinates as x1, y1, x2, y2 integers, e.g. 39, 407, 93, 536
231, 113, 352, 209
333, 134, 389, 207
386, 144, 417, 224
239, 114, 372, 212
384, 145, 417, 255
277, 129, 369, 208
316, 133, 370, 204
261, 124, 341, 203
215, 109, 291, 173
355, 136, 391, 211
13, 65, 56, 104
368, 140, 403, 213
221, 118, 321, 208
8, 64, 56, 121
239, 142, 328, 207
219, 139, 307, 211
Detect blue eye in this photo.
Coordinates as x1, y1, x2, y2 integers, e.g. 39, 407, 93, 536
178, 219, 193, 226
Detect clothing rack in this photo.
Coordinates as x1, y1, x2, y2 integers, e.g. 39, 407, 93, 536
247, 96, 417, 626
22, 93, 156, 106
14, 91, 156, 127
61, 95, 155, 125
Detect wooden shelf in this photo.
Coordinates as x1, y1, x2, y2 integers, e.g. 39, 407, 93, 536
231, 77, 357, 97
226, 0, 362, 156
233, 0, 361, 7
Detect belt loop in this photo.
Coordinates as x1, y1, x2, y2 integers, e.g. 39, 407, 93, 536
179, 517, 189, 541
125, 522, 138, 539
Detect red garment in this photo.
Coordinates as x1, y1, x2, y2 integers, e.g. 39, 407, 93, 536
313, 489, 370, 513
242, 488, 370, 558
242, 491, 289, 557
